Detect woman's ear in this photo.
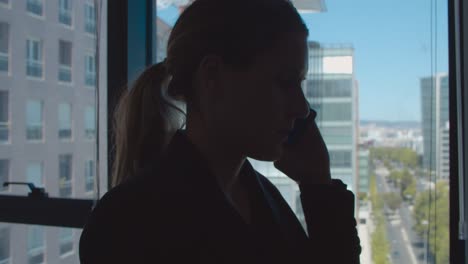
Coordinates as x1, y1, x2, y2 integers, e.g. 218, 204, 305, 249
196, 54, 225, 108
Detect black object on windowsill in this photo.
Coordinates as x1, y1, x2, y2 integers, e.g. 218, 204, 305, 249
3, 182, 49, 199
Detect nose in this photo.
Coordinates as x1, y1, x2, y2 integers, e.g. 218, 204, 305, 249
289, 87, 310, 120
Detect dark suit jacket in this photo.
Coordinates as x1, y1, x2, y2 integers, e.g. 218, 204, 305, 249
79, 130, 361, 263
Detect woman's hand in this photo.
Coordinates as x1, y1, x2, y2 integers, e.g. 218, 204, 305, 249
273, 112, 332, 185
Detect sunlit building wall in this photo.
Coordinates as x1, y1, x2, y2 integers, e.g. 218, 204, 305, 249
0, 1, 108, 263
305, 43, 358, 193
420, 73, 449, 179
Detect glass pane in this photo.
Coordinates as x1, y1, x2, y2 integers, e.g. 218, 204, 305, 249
156, 1, 450, 263
0, 223, 81, 264
0, 0, 107, 262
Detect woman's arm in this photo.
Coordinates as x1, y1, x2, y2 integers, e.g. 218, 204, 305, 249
273, 109, 361, 263
299, 179, 361, 263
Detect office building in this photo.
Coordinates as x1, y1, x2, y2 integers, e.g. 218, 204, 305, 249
420, 73, 449, 179
304, 42, 359, 192
0, 1, 107, 263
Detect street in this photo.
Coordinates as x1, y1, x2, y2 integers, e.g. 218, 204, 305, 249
374, 166, 429, 264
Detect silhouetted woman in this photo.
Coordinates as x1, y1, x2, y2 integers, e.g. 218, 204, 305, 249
79, 0, 361, 263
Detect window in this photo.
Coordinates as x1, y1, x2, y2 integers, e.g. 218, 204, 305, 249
312, 102, 353, 122
329, 150, 352, 168
59, 154, 72, 197
306, 78, 352, 98
27, 226, 45, 264
58, 103, 72, 140
26, 162, 43, 188
26, 0, 43, 17
84, 2, 96, 35
26, 39, 43, 78
0, 22, 9, 72
0, 0, 104, 262
26, 100, 43, 141
84, 106, 95, 139
320, 126, 352, 145
0, 160, 9, 191
58, 0, 72, 26
59, 228, 73, 256
0, 227, 10, 264
84, 159, 94, 193
58, 40, 72, 82
84, 53, 96, 87
0, 91, 9, 142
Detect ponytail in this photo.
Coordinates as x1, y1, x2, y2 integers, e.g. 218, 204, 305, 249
112, 61, 185, 186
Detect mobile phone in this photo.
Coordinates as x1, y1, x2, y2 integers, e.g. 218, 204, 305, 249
287, 108, 316, 145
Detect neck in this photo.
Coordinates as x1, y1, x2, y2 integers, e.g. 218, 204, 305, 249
184, 125, 246, 195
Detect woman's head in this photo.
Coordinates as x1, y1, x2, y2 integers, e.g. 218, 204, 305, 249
113, 0, 310, 185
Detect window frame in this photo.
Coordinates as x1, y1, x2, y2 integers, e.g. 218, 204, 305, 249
0, 0, 156, 229
0, 1, 464, 263
0, 22, 10, 74
26, 38, 44, 80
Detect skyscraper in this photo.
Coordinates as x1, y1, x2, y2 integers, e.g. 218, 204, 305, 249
420, 73, 449, 179
0, 1, 107, 263
304, 42, 359, 192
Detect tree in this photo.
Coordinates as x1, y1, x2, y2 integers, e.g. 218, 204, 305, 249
388, 170, 402, 187
400, 169, 416, 199
412, 182, 450, 264
384, 192, 402, 212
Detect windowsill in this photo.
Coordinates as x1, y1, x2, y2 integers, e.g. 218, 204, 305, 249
26, 76, 45, 82
58, 81, 73, 86
59, 23, 74, 30
26, 139, 44, 143
0, 71, 11, 77
59, 250, 75, 259
85, 32, 97, 39
85, 85, 96, 90
26, 12, 45, 20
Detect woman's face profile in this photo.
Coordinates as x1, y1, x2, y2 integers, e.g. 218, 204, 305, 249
199, 32, 310, 161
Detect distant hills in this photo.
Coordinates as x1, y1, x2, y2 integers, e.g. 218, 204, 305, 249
360, 120, 421, 129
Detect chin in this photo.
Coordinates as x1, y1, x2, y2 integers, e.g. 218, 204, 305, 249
248, 142, 284, 161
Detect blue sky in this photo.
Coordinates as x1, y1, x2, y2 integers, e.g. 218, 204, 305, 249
158, 0, 448, 121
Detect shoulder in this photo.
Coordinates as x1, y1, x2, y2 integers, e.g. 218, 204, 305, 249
79, 169, 183, 262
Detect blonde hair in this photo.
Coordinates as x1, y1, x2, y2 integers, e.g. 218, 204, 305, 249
112, 0, 308, 186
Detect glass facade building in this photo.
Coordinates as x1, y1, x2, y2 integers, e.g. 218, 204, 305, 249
305, 43, 358, 192
420, 73, 449, 179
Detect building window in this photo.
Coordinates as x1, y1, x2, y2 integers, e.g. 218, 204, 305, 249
0, 160, 9, 192
58, 40, 72, 82
0, 0, 9, 6
27, 226, 45, 264
58, 0, 72, 26
306, 78, 352, 98
0, 227, 10, 264
26, 100, 43, 141
0, 91, 9, 142
58, 103, 72, 140
329, 150, 352, 168
84, 106, 95, 139
84, 159, 94, 193
27, 162, 43, 187
59, 154, 72, 197
84, 2, 96, 35
26, 39, 43, 78
312, 102, 352, 122
59, 228, 73, 256
0, 22, 9, 73
320, 126, 352, 145
84, 53, 96, 87
26, 0, 43, 17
